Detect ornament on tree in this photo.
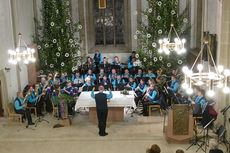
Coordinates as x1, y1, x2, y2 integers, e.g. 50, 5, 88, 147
77, 50, 81, 56
71, 44, 75, 48
157, 1, 162, 6
149, 50, 152, 54
58, 47, 61, 51
167, 63, 171, 67
72, 67, 75, 72
157, 16, 161, 20
183, 18, 188, 23
66, 19, 71, 24
61, 62, 65, 67
77, 61, 81, 66
53, 39, 57, 43
56, 9, 59, 14
152, 42, 157, 48
50, 64, 54, 68
56, 52, 60, 57
72, 54, 77, 58
65, 53, 69, 57
143, 58, 147, 62
159, 56, 163, 61
148, 8, 152, 13
147, 34, 151, 38
78, 25, 82, 29
178, 60, 183, 65
135, 54, 139, 58
158, 29, 162, 34
136, 30, 140, 35
50, 22, 55, 26
40, 70, 44, 74
69, 39, 73, 43
45, 44, 49, 48
37, 45, 41, 49
154, 57, 158, 62
66, 1, 70, 6
175, 0, 179, 5
171, 10, 176, 15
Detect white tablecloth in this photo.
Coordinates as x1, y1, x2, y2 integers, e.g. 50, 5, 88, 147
75, 91, 136, 110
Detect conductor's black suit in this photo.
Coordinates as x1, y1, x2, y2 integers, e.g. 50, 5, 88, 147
91, 90, 113, 136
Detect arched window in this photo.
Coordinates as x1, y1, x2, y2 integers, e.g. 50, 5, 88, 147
94, 0, 124, 45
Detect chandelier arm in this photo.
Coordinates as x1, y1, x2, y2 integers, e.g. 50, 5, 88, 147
167, 26, 173, 40
21, 39, 29, 48
173, 26, 180, 39
207, 44, 219, 74
18, 36, 21, 49
207, 46, 211, 73
191, 45, 204, 70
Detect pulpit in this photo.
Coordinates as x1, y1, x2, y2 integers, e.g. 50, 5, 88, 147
164, 104, 194, 143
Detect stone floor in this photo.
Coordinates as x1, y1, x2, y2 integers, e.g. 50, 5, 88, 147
0, 111, 226, 153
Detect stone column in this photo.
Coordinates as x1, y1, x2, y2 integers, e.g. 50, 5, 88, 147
216, 0, 230, 139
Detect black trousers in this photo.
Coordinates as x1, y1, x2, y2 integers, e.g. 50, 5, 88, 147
166, 91, 178, 106
15, 109, 32, 124
134, 91, 144, 106
27, 102, 42, 115
142, 100, 159, 116
96, 109, 108, 135
68, 101, 75, 115
40, 94, 52, 112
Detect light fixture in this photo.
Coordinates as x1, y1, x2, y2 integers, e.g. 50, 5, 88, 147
8, 33, 36, 65
182, 37, 230, 96
158, 24, 186, 55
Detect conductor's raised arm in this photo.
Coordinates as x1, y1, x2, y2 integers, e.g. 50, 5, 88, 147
106, 88, 113, 99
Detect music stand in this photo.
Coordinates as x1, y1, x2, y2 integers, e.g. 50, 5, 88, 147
196, 118, 215, 153
219, 105, 230, 152
116, 84, 124, 91
83, 85, 94, 91
124, 86, 132, 91
34, 96, 49, 127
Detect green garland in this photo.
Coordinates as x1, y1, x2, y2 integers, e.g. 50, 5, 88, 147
35, 0, 82, 76
135, 0, 190, 72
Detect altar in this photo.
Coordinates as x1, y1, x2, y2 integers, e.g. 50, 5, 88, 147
75, 91, 136, 122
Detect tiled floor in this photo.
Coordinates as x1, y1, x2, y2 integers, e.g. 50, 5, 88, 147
0, 111, 226, 153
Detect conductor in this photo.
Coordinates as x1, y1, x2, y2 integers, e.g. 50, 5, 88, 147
91, 85, 113, 136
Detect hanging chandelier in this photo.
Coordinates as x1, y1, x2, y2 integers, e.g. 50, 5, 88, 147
181, 38, 230, 97
158, 23, 186, 55
8, 33, 36, 65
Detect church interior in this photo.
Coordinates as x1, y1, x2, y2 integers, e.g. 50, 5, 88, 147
0, 0, 230, 153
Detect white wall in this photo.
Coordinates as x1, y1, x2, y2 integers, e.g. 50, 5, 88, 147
0, 0, 19, 104
12, 0, 35, 91
131, 0, 137, 51
0, 0, 35, 115
190, 0, 197, 49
